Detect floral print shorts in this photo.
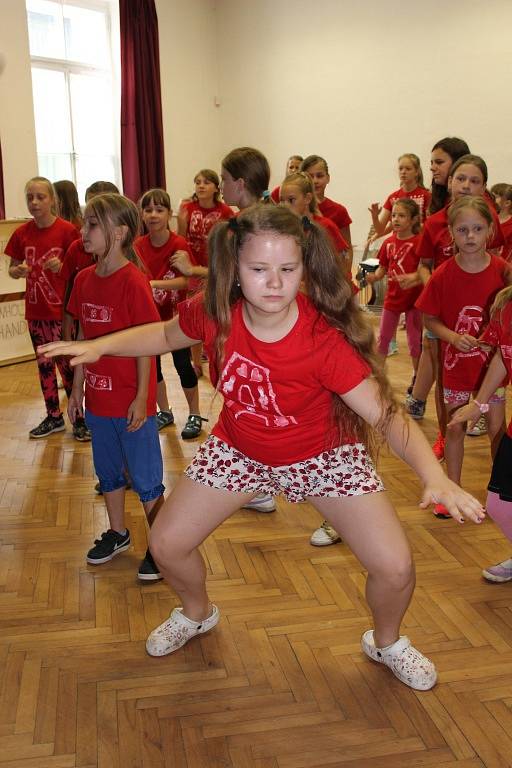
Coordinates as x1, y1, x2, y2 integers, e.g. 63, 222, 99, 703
185, 435, 384, 503
443, 386, 506, 406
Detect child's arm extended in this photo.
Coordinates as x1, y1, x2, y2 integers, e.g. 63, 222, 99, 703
37, 316, 200, 367
365, 266, 386, 284
449, 348, 507, 429
127, 357, 151, 432
341, 377, 485, 524
423, 314, 479, 352
67, 325, 85, 424
150, 276, 189, 292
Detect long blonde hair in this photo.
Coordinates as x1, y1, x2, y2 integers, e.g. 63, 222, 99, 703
205, 204, 397, 456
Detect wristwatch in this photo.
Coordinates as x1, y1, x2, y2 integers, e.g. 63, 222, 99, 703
473, 400, 489, 413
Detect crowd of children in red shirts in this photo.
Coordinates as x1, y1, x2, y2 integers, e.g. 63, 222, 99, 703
4, 139, 512, 691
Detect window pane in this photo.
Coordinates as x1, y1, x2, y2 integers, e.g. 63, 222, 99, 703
27, 0, 65, 59
31, 67, 73, 154
63, 5, 110, 68
38, 153, 73, 182
69, 72, 115, 154
75, 155, 117, 203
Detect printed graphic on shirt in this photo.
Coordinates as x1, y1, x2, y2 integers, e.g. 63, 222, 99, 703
444, 305, 488, 371
501, 344, 512, 362
387, 241, 415, 280
152, 268, 179, 310
85, 368, 113, 391
81, 303, 113, 324
24, 246, 63, 305
189, 210, 223, 256
220, 352, 298, 427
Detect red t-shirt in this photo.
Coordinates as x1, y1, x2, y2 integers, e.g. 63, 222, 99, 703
480, 302, 512, 436
271, 185, 280, 203
177, 292, 370, 466
318, 198, 352, 231
5, 218, 79, 320
60, 239, 94, 283
382, 186, 431, 224
313, 214, 348, 252
135, 232, 190, 321
68, 262, 160, 418
418, 204, 505, 271
377, 233, 422, 313
498, 218, 512, 263
183, 200, 234, 268
416, 255, 509, 391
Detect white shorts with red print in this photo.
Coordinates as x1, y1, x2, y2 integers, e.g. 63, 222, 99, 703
184, 435, 384, 503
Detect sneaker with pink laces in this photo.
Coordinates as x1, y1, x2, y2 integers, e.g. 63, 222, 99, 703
146, 605, 220, 656
433, 502, 452, 519
432, 432, 445, 462
482, 558, 512, 583
361, 630, 437, 690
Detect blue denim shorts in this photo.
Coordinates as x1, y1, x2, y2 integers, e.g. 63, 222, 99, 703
424, 328, 438, 341
85, 411, 164, 502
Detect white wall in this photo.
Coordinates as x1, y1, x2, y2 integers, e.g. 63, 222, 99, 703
156, 0, 221, 207
0, 0, 38, 217
214, 0, 512, 245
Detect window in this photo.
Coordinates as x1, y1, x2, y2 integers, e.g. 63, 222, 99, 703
26, 0, 121, 201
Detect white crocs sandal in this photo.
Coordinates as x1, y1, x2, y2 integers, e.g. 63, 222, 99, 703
361, 630, 437, 690
146, 605, 220, 657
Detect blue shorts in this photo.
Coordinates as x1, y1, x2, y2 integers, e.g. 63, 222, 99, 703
424, 328, 438, 341
85, 411, 164, 503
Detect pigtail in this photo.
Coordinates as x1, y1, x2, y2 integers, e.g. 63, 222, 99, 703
490, 285, 512, 332
303, 220, 398, 457
204, 219, 243, 374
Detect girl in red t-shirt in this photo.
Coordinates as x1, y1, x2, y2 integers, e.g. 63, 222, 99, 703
6, 176, 79, 439
279, 171, 348, 258
407, 154, 504, 461
300, 154, 353, 270
65, 193, 164, 581
136, 188, 205, 440
497, 184, 512, 263
369, 153, 430, 237
41, 204, 485, 691
417, 196, 511, 518
366, 199, 422, 375
450, 286, 512, 583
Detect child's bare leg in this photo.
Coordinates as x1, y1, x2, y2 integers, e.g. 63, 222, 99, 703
149, 477, 257, 621
311, 492, 414, 648
444, 401, 466, 485
434, 340, 447, 436
103, 487, 127, 532
487, 402, 506, 460
191, 343, 203, 376
182, 385, 200, 416
411, 337, 435, 401
157, 379, 171, 413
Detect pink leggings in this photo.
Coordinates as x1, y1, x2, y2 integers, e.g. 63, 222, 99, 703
377, 307, 422, 358
28, 319, 73, 417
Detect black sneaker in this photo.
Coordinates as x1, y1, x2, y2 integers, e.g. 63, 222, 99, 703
86, 529, 131, 564
156, 410, 174, 431
73, 416, 91, 442
138, 548, 162, 581
181, 414, 207, 440
29, 414, 65, 439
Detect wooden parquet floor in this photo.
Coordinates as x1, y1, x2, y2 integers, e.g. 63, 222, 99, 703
1, 327, 512, 767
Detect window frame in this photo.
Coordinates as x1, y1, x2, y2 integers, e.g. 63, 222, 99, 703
27, 0, 121, 194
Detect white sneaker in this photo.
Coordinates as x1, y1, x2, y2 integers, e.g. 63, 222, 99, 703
242, 494, 276, 513
146, 605, 220, 657
310, 520, 341, 546
466, 414, 487, 436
